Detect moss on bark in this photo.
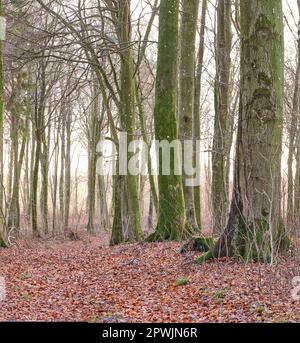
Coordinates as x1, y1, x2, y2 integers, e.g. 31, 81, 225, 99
197, 0, 291, 264
148, 0, 187, 241
111, 0, 143, 245
0, 232, 6, 247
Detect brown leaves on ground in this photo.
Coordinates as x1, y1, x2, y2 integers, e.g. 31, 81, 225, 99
0, 236, 299, 322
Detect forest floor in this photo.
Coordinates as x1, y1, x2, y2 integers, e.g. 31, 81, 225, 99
0, 232, 300, 323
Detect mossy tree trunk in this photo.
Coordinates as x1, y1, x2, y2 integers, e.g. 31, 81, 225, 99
149, 0, 186, 241
110, 159, 124, 245
193, 0, 208, 230
87, 82, 99, 235
7, 98, 27, 233
200, 0, 289, 263
111, 0, 142, 244
211, 0, 232, 234
7, 79, 21, 233
179, 0, 200, 233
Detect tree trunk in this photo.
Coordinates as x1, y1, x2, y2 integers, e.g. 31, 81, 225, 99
135, 79, 158, 214
0, 0, 5, 246
199, 0, 290, 263
31, 71, 44, 236
31, 124, 40, 236
59, 100, 66, 233
29, 117, 36, 227
87, 83, 98, 234
7, 106, 27, 232
178, 0, 200, 233
149, 0, 186, 241
40, 112, 49, 235
113, 0, 142, 242
7, 110, 20, 232
23, 82, 32, 229
289, 0, 300, 228
64, 107, 71, 230
51, 118, 60, 235
98, 172, 108, 230
193, 0, 208, 231
211, 0, 232, 234
97, 99, 109, 231
111, 157, 124, 245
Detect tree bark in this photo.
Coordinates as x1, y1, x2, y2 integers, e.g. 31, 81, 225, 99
193, 0, 208, 231
64, 107, 71, 230
211, 0, 232, 234
59, 98, 66, 233
87, 82, 99, 234
179, 0, 200, 233
289, 0, 300, 227
111, 0, 142, 242
0, 0, 5, 246
199, 0, 290, 263
149, 0, 186, 241
7, 94, 27, 233
51, 116, 60, 235
31, 65, 47, 236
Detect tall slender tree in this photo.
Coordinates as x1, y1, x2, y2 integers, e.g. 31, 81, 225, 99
7, 73, 28, 233
31, 61, 47, 236
179, 0, 200, 233
289, 0, 300, 225
111, 0, 142, 243
64, 105, 71, 230
194, 0, 208, 230
211, 0, 232, 234
87, 82, 99, 234
0, 0, 5, 246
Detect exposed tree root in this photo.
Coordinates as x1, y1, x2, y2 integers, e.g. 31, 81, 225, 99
180, 235, 215, 254
196, 223, 292, 265
0, 237, 7, 248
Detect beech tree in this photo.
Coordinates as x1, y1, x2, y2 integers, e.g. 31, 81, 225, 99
0, 0, 297, 263
179, 0, 200, 233
149, 0, 186, 241
111, 0, 143, 244
199, 0, 290, 262
211, 0, 232, 234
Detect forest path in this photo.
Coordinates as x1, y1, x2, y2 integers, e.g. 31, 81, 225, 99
0, 236, 299, 322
